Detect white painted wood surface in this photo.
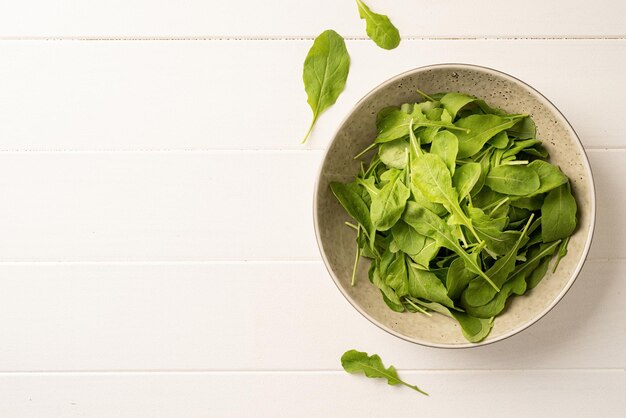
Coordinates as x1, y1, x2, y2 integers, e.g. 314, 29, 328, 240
0, 40, 624, 151
0, 1, 624, 416
0, 1, 624, 38
0, 260, 623, 372
0, 371, 623, 417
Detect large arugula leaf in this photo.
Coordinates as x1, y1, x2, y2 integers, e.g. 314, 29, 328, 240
301, 30, 350, 143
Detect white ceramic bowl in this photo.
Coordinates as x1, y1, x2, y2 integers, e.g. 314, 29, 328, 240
314, 64, 596, 348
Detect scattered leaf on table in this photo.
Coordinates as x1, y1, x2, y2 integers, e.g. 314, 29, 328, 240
355, 0, 401, 50
341, 349, 428, 395
301, 30, 350, 143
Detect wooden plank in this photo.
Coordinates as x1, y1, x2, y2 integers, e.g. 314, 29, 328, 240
0, 1, 624, 38
0, 151, 320, 261
0, 149, 618, 261
0, 260, 622, 371
0, 370, 623, 417
0, 40, 624, 150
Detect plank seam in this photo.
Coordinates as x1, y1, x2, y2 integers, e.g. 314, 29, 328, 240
0, 36, 624, 42
0, 368, 622, 375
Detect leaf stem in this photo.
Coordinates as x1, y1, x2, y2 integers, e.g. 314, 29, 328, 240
351, 225, 361, 286
420, 122, 469, 133
488, 197, 510, 217
501, 160, 529, 166
364, 155, 380, 177
344, 221, 359, 230
301, 114, 318, 144
404, 297, 433, 316
415, 88, 435, 102
552, 237, 569, 273
455, 206, 483, 244
409, 119, 423, 158
482, 196, 509, 211
354, 142, 377, 160
402, 381, 430, 396
356, 178, 379, 196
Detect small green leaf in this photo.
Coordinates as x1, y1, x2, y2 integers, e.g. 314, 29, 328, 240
485, 165, 540, 196
355, 0, 401, 50
455, 114, 521, 158
507, 116, 536, 139
407, 262, 456, 308
502, 139, 542, 159
379, 139, 408, 169
452, 162, 481, 201
463, 273, 527, 319
552, 236, 570, 273
526, 253, 553, 289
488, 131, 509, 149
371, 260, 403, 306
430, 131, 459, 175
541, 183, 578, 243
446, 257, 476, 300
341, 349, 428, 395
440, 92, 478, 120
391, 221, 427, 254
527, 160, 569, 195
408, 237, 440, 268
371, 169, 410, 231
302, 30, 350, 143
330, 181, 375, 248
450, 311, 494, 342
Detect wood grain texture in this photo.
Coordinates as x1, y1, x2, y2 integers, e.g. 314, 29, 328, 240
0, 40, 624, 150
0, 1, 624, 38
0, 260, 622, 371
0, 149, 618, 261
0, 371, 623, 417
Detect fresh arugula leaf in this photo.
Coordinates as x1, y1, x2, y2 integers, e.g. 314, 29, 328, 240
370, 168, 410, 230
341, 349, 428, 395
541, 183, 578, 242
302, 30, 350, 143
552, 236, 570, 273
410, 153, 481, 241
455, 114, 522, 158
407, 262, 456, 308
452, 162, 481, 201
355, 0, 401, 50
485, 165, 540, 196
430, 131, 459, 175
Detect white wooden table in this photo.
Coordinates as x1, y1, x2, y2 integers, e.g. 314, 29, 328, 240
0, 1, 624, 416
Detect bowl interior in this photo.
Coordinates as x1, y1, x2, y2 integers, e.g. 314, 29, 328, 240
314, 64, 595, 348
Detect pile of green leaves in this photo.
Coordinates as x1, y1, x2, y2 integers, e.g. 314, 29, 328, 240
331, 91, 578, 342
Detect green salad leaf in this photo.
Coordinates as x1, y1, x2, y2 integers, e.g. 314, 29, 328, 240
301, 30, 350, 143
341, 349, 428, 395
355, 0, 401, 50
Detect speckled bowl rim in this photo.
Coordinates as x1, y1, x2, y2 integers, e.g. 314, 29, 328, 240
313, 63, 596, 349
